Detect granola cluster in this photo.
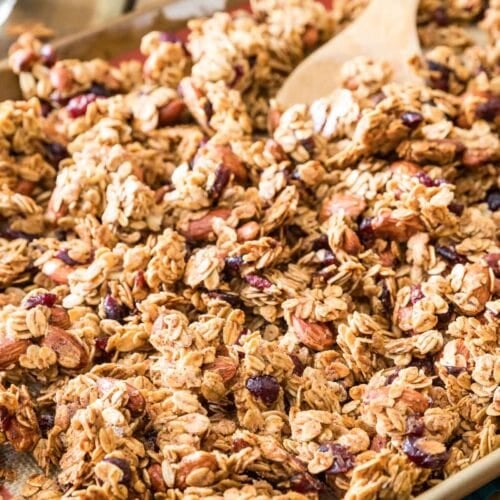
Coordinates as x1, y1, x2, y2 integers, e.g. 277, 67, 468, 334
0, 0, 499, 499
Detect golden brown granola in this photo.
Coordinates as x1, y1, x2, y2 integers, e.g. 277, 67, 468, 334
0, 0, 499, 499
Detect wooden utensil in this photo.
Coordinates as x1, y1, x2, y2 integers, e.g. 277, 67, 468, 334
277, 0, 421, 107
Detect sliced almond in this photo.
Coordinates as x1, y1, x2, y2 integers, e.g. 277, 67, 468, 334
291, 316, 335, 351
0, 339, 31, 369
41, 326, 88, 369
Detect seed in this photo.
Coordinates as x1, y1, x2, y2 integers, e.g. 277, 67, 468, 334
246, 375, 280, 406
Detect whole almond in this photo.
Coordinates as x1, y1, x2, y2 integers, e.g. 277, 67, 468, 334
41, 326, 88, 369
0, 339, 31, 369
371, 212, 424, 242
216, 145, 247, 182
291, 316, 335, 351
148, 463, 166, 492
400, 388, 430, 414
42, 258, 74, 285
319, 193, 366, 222
158, 99, 186, 127
237, 221, 260, 242
185, 208, 231, 241
49, 306, 71, 329
343, 227, 363, 255
206, 356, 238, 384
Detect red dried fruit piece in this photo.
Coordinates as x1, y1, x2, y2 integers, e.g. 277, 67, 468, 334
244, 274, 272, 290
246, 375, 280, 406
24, 292, 57, 309
318, 442, 355, 474
290, 472, 324, 493
103, 457, 131, 484
402, 436, 449, 469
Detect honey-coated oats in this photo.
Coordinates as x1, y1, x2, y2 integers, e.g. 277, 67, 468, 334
0, 0, 499, 498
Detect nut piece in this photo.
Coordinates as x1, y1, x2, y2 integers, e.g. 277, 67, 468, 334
237, 221, 260, 242
0, 339, 31, 369
371, 212, 424, 242
158, 98, 186, 127
49, 306, 71, 329
343, 227, 363, 255
319, 193, 366, 222
291, 315, 335, 351
452, 263, 491, 315
216, 145, 247, 182
41, 258, 74, 285
41, 326, 88, 369
148, 463, 166, 492
97, 377, 146, 415
206, 356, 238, 384
175, 451, 218, 488
184, 208, 232, 241
389, 160, 421, 176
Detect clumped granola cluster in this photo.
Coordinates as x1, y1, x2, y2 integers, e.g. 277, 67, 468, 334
0, 0, 499, 498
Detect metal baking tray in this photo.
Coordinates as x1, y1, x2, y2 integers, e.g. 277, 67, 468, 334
0, 0, 498, 498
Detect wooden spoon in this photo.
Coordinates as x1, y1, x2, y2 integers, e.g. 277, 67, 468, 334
277, 0, 421, 107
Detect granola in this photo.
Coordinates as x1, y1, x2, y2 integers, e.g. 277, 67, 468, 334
0, 0, 499, 499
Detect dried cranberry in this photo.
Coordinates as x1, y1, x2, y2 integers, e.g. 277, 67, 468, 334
300, 137, 315, 156
427, 60, 451, 92
40, 100, 53, 117
244, 274, 272, 290
290, 473, 324, 493
435, 245, 467, 264
357, 217, 375, 246
312, 234, 329, 251
290, 354, 305, 376
447, 202, 464, 216
380, 281, 392, 312
95, 336, 109, 352
486, 188, 500, 211
416, 172, 439, 187
402, 436, 449, 469
207, 290, 242, 308
405, 415, 425, 437
25, 292, 57, 309
224, 256, 243, 276
209, 165, 231, 200
158, 32, 181, 43
66, 93, 98, 118
45, 141, 68, 167
401, 111, 423, 129
246, 375, 280, 406
386, 368, 400, 385
318, 442, 355, 475
103, 295, 130, 323
436, 308, 453, 326
55, 249, 81, 266
103, 457, 131, 484
1, 227, 37, 241
410, 285, 424, 304
475, 97, 500, 122
40, 44, 56, 67
248, 55, 257, 67
232, 438, 251, 452
444, 365, 466, 376
433, 7, 449, 26
37, 412, 55, 437
410, 357, 435, 376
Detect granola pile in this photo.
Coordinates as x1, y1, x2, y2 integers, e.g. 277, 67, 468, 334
0, 0, 499, 498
